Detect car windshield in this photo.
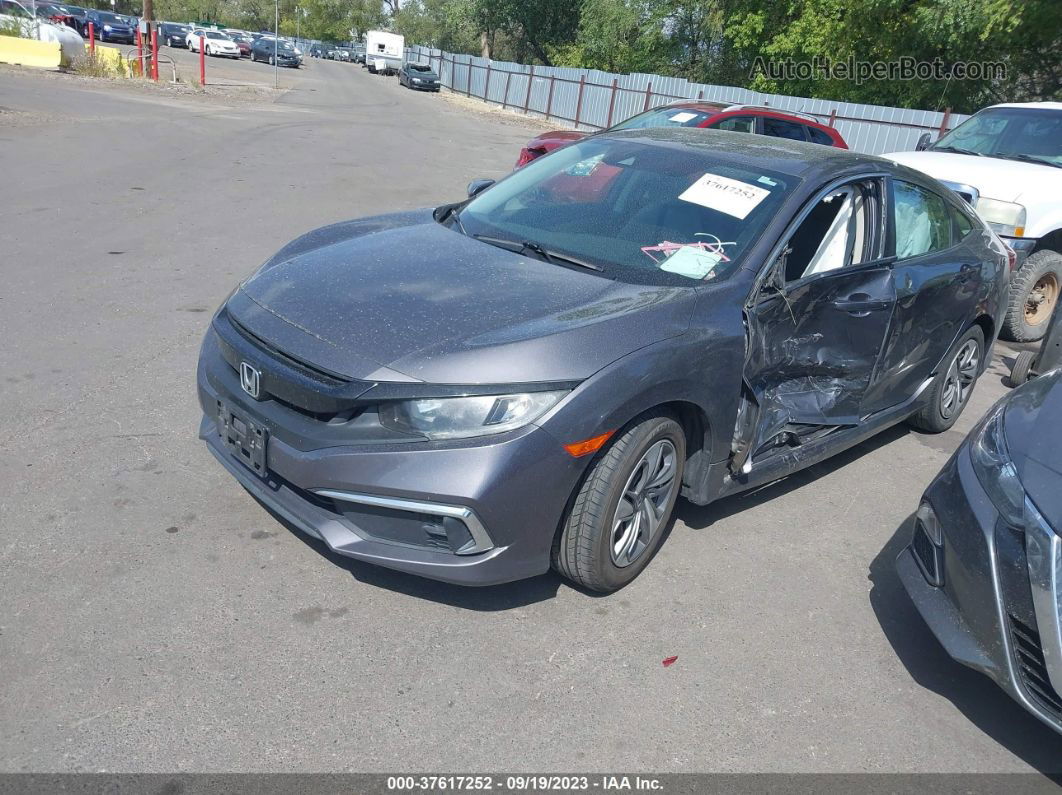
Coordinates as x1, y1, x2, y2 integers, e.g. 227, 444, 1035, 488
610, 105, 726, 132
932, 107, 1062, 167
458, 137, 795, 285
1, 0, 32, 18
205, 31, 229, 39
410, 63, 433, 72
96, 11, 122, 22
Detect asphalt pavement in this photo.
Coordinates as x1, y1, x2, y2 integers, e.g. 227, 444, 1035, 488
1, 57, 1060, 775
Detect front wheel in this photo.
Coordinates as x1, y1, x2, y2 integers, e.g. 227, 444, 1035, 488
1001, 249, 1062, 343
907, 326, 984, 433
553, 411, 685, 593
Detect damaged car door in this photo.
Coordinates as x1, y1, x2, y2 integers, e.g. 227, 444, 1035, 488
734, 176, 893, 471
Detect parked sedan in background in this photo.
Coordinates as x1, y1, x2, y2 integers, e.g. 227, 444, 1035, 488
198, 130, 1007, 592
188, 29, 239, 58
399, 61, 440, 91
158, 21, 190, 47
34, 1, 85, 35
898, 367, 1062, 736
84, 8, 134, 43
228, 33, 252, 57
515, 100, 848, 167
250, 36, 299, 67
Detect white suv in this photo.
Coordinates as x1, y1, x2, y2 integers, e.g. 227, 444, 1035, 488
889, 102, 1062, 341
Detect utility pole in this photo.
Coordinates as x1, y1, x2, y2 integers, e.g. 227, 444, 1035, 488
273, 0, 278, 89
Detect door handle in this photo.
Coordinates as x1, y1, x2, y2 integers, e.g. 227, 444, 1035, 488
831, 293, 891, 314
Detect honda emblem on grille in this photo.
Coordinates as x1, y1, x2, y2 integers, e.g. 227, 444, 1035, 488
239, 362, 261, 399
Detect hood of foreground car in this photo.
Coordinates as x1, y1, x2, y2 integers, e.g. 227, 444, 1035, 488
886, 150, 1061, 205
229, 210, 695, 384
1005, 368, 1062, 528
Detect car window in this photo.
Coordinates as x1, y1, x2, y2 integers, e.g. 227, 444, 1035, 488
933, 107, 1062, 166
892, 180, 952, 259
781, 181, 876, 282
806, 126, 835, 146
460, 137, 795, 285
1, 0, 31, 17
611, 105, 725, 131
711, 116, 754, 133
762, 118, 807, 141
952, 206, 975, 240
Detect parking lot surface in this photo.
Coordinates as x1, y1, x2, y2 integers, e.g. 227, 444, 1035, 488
1, 57, 1060, 774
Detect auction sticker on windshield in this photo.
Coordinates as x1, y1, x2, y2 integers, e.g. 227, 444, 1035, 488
679, 173, 771, 219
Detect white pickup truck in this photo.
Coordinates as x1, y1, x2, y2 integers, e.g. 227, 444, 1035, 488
888, 102, 1062, 341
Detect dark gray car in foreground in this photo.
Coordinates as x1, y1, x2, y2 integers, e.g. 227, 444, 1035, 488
198, 130, 1010, 592
898, 368, 1062, 736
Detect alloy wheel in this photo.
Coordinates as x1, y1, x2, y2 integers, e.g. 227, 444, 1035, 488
939, 338, 980, 420
609, 439, 678, 568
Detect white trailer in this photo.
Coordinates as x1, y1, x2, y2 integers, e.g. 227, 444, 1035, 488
365, 30, 403, 75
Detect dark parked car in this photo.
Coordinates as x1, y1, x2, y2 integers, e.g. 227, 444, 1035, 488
38, 2, 85, 34
516, 101, 848, 168
399, 61, 440, 92
898, 367, 1062, 736
250, 36, 299, 67
158, 21, 190, 47
85, 9, 133, 43
197, 130, 1009, 592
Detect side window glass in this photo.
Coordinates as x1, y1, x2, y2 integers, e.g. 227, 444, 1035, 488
713, 116, 754, 133
806, 126, 834, 146
892, 180, 952, 259
953, 207, 974, 240
763, 118, 807, 141
781, 183, 871, 282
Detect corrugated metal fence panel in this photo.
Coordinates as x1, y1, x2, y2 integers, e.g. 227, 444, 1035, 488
403, 46, 971, 155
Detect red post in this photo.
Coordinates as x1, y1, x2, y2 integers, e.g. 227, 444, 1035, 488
87, 22, 94, 55
484, 62, 491, 102
574, 74, 586, 128
199, 34, 205, 86
135, 26, 143, 76
643, 81, 653, 112
522, 65, 534, 113
828, 109, 836, 128
150, 27, 158, 81
605, 77, 618, 128
545, 74, 556, 120
502, 69, 512, 109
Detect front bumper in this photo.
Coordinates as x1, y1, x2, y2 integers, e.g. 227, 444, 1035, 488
409, 81, 440, 91
197, 335, 585, 586
897, 446, 1062, 735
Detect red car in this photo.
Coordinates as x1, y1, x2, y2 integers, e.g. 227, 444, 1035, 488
515, 101, 848, 167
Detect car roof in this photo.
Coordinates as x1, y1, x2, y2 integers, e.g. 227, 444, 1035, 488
602, 127, 883, 180
987, 101, 1062, 112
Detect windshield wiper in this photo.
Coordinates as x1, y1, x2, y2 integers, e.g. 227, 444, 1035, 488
932, 145, 983, 156
991, 152, 1062, 170
473, 234, 604, 272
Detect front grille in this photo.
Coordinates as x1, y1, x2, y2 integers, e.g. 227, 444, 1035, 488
912, 519, 942, 586
1009, 614, 1062, 718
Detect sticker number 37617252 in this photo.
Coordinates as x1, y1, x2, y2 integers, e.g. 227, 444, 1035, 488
678, 173, 771, 220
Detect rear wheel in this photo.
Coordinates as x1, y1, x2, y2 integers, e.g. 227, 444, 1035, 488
907, 326, 984, 433
553, 411, 685, 593
1001, 250, 1062, 342
1010, 350, 1037, 387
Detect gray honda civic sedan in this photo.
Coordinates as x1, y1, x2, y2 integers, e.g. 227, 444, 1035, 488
898, 368, 1062, 736
197, 129, 1010, 592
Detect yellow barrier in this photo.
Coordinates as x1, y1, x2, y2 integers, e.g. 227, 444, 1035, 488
92, 44, 130, 76
0, 34, 61, 68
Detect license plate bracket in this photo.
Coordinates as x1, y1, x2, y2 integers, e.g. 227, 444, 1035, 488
218, 400, 268, 477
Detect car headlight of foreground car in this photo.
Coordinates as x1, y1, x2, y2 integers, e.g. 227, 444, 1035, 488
970, 402, 1055, 540
379, 391, 567, 440
975, 197, 1027, 238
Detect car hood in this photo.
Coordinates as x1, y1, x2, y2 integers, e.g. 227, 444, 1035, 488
886, 150, 1061, 205
228, 210, 695, 384
1005, 368, 1062, 528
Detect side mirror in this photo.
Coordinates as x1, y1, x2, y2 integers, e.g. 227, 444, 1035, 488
466, 178, 495, 198
915, 132, 933, 151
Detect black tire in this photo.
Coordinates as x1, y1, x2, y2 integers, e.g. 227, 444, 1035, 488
553, 411, 686, 593
1010, 350, 1036, 387
1000, 249, 1062, 342
907, 326, 985, 433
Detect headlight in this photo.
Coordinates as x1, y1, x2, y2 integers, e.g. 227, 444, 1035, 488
970, 403, 1024, 526
103, 23, 112, 30
379, 391, 567, 440
975, 197, 1026, 238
